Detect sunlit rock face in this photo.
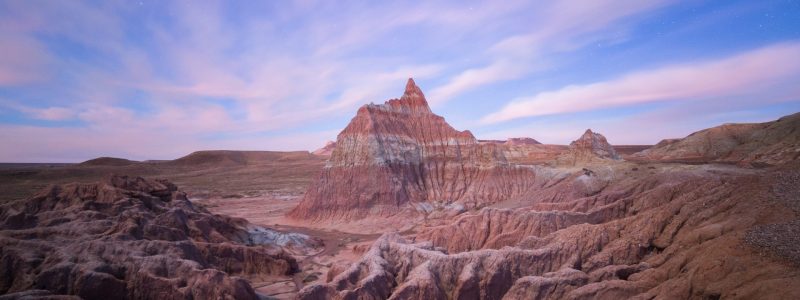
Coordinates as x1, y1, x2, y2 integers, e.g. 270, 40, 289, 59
288, 79, 537, 221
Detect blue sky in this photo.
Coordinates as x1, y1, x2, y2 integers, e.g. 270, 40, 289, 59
1, 0, 799, 162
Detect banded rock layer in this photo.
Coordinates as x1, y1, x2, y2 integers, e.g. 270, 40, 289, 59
288, 79, 538, 221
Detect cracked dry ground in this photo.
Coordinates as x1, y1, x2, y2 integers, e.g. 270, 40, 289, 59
298, 162, 800, 300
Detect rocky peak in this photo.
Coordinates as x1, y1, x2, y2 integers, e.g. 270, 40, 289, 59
337, 78, 475, 159
570, 129, 620, 160
556, 129, 619, 165
403, 78, 423, 98
382, 78, 432, 114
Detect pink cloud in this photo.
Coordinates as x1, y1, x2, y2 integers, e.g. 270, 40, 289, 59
482, 42, 800, 123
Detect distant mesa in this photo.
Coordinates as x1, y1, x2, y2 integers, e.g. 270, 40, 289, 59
478, 137, 541, 145
170, 150, 317, 167
172, 150, 250, 166
79, 156, 138, 166
312, 141, 337, 156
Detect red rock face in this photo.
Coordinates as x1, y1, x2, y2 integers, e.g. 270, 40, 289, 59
288, 79, 536, 221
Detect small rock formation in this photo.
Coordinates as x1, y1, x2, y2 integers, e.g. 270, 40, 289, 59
312, 141, 337, 156
288, 79, 536, 222
630, 112, 800, 166
557, 129, 620, 165
506, 137, 541, 145
0, 175, 299, 300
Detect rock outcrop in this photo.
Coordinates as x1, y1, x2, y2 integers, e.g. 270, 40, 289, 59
288, 79, 536, 221
630, 112, 800, 166
557, 129, 620, 165
298, 164, 800, 299
506, 137, 541, 145
0, 175, 299, 300
312, 141, 337, 156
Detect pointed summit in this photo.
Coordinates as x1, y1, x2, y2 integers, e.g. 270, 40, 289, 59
404, 78, 422, 96
402, 78, 425, 99
580, 129, 595, 137
391, 77, 430, 113
567, 129, 620, 161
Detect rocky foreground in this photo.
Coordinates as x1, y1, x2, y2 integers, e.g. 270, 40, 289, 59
0, 175, 316, 299
300, 162, 800, 299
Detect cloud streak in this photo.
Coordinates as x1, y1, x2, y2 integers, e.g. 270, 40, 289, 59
482, 42, 800, 123
429, 0, 672, 104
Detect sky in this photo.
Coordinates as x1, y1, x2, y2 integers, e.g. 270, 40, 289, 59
1, 0, 799, 162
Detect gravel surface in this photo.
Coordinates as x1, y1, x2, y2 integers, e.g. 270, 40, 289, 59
744, 170, 800, 266
744, 220, 800, 266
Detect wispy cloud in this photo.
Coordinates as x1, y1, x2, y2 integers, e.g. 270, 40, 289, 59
429, 0, 672, 105
482, 42, 800, 123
